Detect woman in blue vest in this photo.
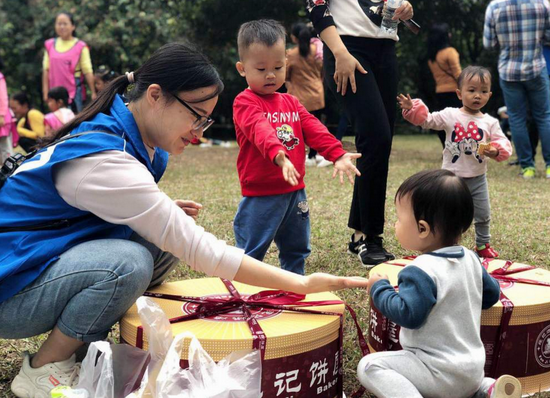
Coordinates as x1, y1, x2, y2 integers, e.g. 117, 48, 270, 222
0, 43, 369, 398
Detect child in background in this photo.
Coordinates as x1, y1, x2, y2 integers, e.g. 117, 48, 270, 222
94, 66, 120, 94
44, 87, 75, 137
0, 57, 17, 163
397, 66, 512, 258
361, 169, 521, 398
286, 22, 331, 168
9, 92, 44, 154
233, 19, 361, 275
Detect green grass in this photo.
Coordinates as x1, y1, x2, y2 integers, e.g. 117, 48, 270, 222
1, 135, 549, 397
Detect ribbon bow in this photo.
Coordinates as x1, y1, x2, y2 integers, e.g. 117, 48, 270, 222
136, 278, 369, 397
454, 121, 483, 142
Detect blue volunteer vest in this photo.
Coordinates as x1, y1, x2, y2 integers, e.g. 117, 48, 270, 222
0, 95, 169, 303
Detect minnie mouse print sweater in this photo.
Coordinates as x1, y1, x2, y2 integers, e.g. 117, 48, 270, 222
403, 99, 512, 178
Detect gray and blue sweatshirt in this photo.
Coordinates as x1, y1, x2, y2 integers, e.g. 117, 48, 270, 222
371, 246, 500, 386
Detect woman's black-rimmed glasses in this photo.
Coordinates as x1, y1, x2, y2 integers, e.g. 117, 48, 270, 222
171, 93, 214, 132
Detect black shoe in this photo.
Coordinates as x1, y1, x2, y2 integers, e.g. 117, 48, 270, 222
348, 233, 365, 255
508, 160, 519, 166
358, 236, 392, 268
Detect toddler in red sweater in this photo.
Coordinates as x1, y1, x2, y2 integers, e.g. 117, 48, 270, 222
233, 19, 360, 274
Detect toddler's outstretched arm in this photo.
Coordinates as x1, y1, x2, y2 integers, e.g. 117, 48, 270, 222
275, 150, 301, 186
333, 153, 362, 185
397, 95, 449, 131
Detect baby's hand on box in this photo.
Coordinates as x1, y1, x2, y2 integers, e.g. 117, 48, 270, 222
275, 150, 301, 186
367, 273, 389, 294
397, 94, 413, 110
333, 153, 361, 185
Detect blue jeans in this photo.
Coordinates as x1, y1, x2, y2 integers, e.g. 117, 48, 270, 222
500, 73, 550, 168
73, 77, 83, 113
0, 233, 178, 342
233, 189, 310, 275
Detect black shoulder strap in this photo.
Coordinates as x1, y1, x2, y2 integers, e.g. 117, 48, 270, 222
0, 131, 119, 233
0, 130, 118, 189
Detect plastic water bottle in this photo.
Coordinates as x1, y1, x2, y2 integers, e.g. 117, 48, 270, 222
380, 0, 404, 35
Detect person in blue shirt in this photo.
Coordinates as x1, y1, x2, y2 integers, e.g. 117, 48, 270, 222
0, 42, 370, 398
360, 169, 521, 398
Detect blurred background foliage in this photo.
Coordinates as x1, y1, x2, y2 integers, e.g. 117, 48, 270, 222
0, 0, 497, 137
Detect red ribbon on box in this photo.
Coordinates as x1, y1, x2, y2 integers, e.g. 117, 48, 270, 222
135, 278, 370, 398
384, 257, 550, 378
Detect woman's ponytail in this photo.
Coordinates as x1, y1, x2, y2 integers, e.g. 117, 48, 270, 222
291, 23, 314, 58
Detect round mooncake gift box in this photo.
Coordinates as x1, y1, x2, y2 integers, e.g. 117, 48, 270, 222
367, 258, 550, 395
121, 278, 346, 398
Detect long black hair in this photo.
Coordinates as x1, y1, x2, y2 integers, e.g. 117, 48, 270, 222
42, 42, 224, 146
291, 22, 315, 58
427, 23, 451, 61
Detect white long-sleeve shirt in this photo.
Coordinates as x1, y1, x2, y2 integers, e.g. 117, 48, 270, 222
53, 148, 244, 280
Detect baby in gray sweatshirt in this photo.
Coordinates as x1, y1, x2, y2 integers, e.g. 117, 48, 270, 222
360, 169, 521, 398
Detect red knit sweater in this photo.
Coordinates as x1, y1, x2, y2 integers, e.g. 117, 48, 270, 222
233, 89, 346, 197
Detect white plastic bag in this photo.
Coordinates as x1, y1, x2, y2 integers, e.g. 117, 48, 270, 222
128, 297, 174, 398
156, 332, 261, 398
63, 341, 149, 398
129, 297, 262, 398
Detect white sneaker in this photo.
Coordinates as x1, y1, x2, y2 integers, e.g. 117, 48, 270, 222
488, 375, 522, 398
317, 159, 333, 168
305, 157, 317, 167
11, 352, 80, 398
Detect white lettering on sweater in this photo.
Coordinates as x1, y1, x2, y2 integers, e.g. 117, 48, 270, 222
264, 111, 300, 124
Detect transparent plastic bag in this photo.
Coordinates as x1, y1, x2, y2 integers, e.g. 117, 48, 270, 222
129, 297, 262, 398
58, 340, 149, 398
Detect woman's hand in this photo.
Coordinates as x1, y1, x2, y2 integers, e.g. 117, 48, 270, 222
366, 273, 389, 294
174, 199, 203, 220
91, 92, 98, 101
275, 150, 301, 186
334, 50, 368, 96
397, 93, 414, 110
333, 152, 361, 184
304, 273, 369, 293
393, 1, 414, 21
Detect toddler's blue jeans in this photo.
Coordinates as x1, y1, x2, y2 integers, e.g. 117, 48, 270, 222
234, 189, 310, 275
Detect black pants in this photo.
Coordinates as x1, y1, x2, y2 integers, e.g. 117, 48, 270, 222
434, 92, 462, 148
18, 137, 38, 153
324, 37, 398, 236
308, 109, 326, 159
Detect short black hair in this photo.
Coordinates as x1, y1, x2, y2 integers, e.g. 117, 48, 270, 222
95, 65, 120, 83
237, 19, 286, 59
457, 65, 491, 89
11, 92, 30, 107
47, 86, 70, 107
395, 169, 474, 247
